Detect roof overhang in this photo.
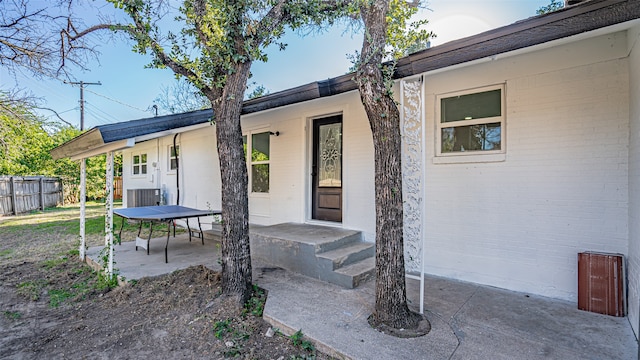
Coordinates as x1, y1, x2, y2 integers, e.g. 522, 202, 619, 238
51, 109, 213, 160
51, 0, 640, 161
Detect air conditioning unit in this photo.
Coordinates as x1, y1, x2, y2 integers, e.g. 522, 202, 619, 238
127, 188, 161, 207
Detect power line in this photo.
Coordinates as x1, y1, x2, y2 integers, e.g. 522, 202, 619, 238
83, 87, 149, 113
63, 80, 101, 130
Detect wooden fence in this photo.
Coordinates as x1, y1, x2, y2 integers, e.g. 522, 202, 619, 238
0, 176, 64, 216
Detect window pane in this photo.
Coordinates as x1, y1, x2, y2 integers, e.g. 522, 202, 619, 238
170, 146, 179, 157
133, 155, 140, 165
133, 166, 140, 175
319, 123, 342, 187
441, 89, 501, 123
170, 159, 178, 170
141, 153, 147, 163
441, 123, 501, 153
141, 165, 147, 174
252, 164, 269, 193
251, 132, 270, 162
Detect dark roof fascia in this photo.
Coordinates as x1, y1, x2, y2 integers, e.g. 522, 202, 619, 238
241, 74, 357, 115
50, 108, 214, 159
395, 0, 640, 78
98, 108, 213, 143
242, 0, 639, 115
51, 0, 639, 160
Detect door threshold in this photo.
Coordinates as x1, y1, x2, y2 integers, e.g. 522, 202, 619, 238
305, 219, 343, 228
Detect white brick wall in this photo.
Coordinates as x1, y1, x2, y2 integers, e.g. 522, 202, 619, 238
119, 29, 637, 311
422, 33, 630, 301
627, 24, 640, 339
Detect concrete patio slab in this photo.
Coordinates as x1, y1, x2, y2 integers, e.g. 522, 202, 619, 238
86, 236, 221, 280
88, 236, 638, 359
258, 269, 637, 360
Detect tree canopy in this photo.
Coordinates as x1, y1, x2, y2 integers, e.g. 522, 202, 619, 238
80, 0, 350, 305
0, 92, 108, 202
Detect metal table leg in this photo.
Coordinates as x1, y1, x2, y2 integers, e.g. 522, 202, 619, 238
164, 221, 171, 263
146, 221, 154, 255
135, 221, 143, 251
117, 216, 125, 245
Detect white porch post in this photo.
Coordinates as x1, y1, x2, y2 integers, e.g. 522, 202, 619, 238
400, 75, 426, 314
79, 159, 86, 261
105, 151, 115, 276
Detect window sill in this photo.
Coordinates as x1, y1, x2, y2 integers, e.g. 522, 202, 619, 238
432, 152, 506, 164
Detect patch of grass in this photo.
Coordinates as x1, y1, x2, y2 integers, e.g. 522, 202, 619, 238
0, 249, 13, 257
213, 318, 252, 357
48, 289, 73, 308
3, 310, 22, 320
16, 280, 47, 301
94, 272, 119, 291
213, 319, 232, 339
42, 256, 68, 269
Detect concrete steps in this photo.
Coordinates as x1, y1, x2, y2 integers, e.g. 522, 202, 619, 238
250, 222, 375, 288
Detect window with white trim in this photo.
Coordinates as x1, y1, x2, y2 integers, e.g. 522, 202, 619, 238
243, 131, 270, 193
436, 85, 505, 156
168, 145, 179, 171
132, 152, 148, 175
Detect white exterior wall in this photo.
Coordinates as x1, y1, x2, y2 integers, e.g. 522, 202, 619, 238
239, 92, 376, 238
121, 93, 376, 237
121, 139, 160, 206
119, 28, 637, 307
627, 23, 640, 339
121, 124, 222, 227
422, 31, 630, 301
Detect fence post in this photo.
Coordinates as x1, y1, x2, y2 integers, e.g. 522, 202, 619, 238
39, 177, 45, 211
10, 176, 17, 215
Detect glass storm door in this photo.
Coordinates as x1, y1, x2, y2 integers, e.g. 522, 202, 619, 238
312, 115, 343, 222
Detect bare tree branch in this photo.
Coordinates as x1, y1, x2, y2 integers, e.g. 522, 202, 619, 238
34, 106, 73, 127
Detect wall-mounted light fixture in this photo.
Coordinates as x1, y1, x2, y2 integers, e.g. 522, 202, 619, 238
270, 131, 280, 136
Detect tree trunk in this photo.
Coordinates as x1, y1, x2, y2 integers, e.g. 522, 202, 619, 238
356, 0, 421, 330
213, 59, 253, 306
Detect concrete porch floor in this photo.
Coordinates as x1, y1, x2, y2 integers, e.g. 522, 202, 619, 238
87, 236, 638, 359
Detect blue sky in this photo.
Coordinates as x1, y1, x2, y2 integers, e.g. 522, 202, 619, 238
1, 0, 551, 129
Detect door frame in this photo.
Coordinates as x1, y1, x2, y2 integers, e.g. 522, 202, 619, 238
306, 112, 344, 224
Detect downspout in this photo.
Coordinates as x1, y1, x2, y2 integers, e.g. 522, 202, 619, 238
156, 139, 161, 191
173, 133, 180, 205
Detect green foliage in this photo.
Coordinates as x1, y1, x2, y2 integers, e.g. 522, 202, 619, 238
0, 93, 56, 175
0, 92, 114, 203
17, 280, 48, 301
42, 256, 69, 269
0, 249, 13, 257
213, 318, 232, 339
537, 0, 564, 15
246, 84, 269, 100
3, 311, 22, 320
386, 0, 434, 59
243, 284, 266, 317
350, 0, 434, 94
107, 0, 349, 102
290, 329, 315, 354
48, 288, 73, 308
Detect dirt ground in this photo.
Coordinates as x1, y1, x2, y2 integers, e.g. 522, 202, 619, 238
0, 204, 332, 359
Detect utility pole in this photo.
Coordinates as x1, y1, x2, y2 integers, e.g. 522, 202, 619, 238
64, 80, 101, 130
63, 81, 100, 262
